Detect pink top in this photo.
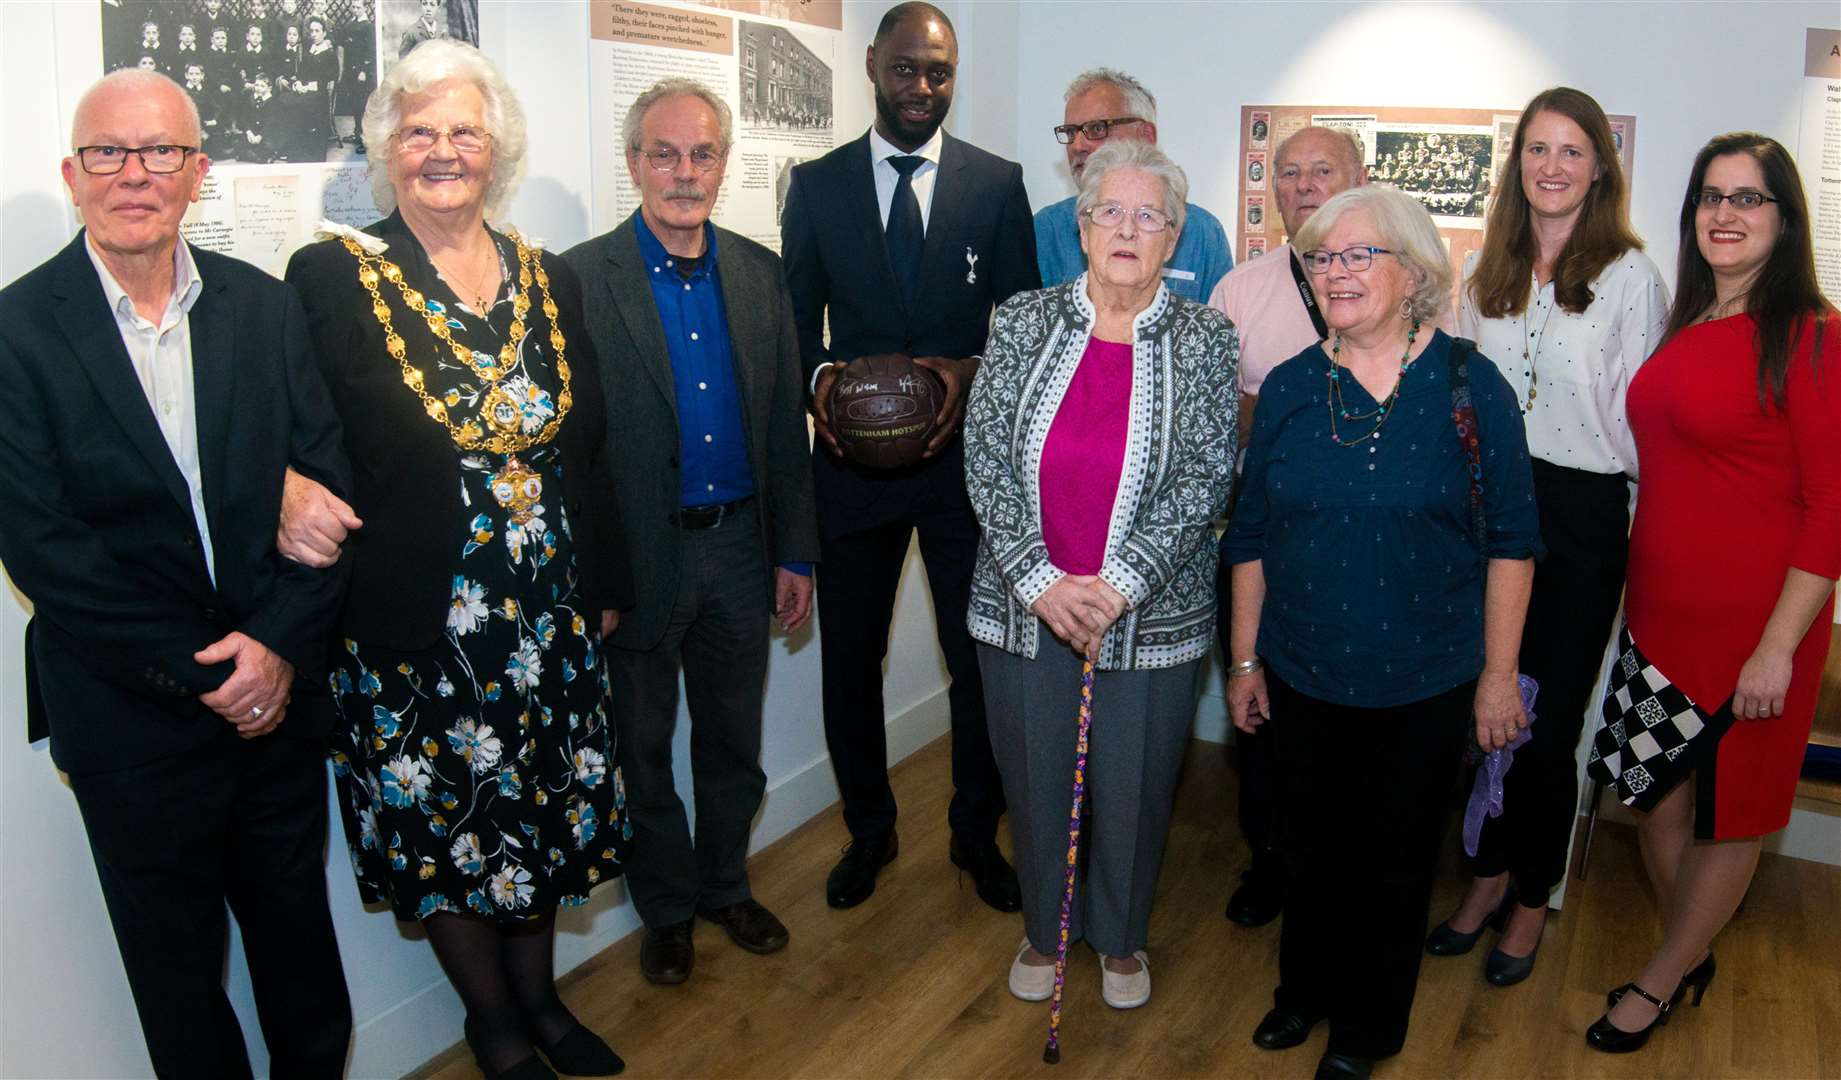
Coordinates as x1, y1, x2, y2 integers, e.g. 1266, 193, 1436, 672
1208, 242, 1320, 397
1040, 336, 1132, 575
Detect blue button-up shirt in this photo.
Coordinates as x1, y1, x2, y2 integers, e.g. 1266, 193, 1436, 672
1033, 195, 1233, 303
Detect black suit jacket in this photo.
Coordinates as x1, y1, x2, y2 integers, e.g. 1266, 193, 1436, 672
284, 212, 633, 650
781, 130, 1039, 539
561, 213, 819, 651
0, 233, 352, 773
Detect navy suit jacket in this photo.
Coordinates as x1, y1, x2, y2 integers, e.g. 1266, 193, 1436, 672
0, 233, 351, 773
781, 129, 1039, 539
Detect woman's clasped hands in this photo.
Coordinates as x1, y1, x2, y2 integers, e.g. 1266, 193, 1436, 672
1032, 574, 1127, 657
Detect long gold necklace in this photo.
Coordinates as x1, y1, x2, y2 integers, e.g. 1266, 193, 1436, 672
342, 230, 572, 454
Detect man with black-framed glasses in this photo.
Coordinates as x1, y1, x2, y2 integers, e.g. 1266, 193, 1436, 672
1034, 68, 1232, 302
0, 69, 352, 1077
563, 77, 818, 987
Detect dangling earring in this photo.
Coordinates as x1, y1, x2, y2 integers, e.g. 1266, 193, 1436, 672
1399, 297, 1413, 320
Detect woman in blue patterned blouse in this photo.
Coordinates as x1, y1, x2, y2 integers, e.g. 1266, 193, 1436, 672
1221, 185, 1541, 1080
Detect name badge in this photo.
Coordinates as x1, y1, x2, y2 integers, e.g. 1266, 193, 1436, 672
1161, 267, 1196, 282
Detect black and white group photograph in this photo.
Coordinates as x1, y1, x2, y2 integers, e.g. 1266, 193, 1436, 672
378, 0, 478, 80
1372, 128, 1494, 219
738, 19, 833, 131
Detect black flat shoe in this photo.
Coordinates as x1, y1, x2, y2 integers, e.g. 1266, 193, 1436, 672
1225, 863, 1284, 927
1607, 952, 1714, 1009
1251, 1008, 1320, 1050
464, 1017, 558, 1080
1314, 1051, 1373, 1079
1586, 980, 1685, 1053
1425, 891, 1513, 956
535, 1023, 625, 1076
948, 834, 1021, 913
826, 831, 897, 909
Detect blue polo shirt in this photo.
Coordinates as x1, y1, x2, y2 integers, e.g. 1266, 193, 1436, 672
1033, 195, 1233, 303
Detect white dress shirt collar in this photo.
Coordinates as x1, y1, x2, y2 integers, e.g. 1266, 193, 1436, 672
85, 235, 204, 328
868, 123, 943, 168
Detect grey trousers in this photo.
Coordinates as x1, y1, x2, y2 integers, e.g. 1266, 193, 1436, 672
979, 637, 1201, 957
607, 501, 772, 927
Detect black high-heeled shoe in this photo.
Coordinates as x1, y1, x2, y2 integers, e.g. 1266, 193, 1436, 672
1605, 952, 1715, 1009
1586, 980, 1688, 1053
1425, 890, 1514, 956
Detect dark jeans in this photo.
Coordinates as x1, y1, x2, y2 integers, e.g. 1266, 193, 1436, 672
1267, 671, 1470, 1061
1470, 460, 1628, 904
816, 502, 1004, 844
1217, 557, 1281, 871
608, 501, 773, 927
67, 732, 351, 1080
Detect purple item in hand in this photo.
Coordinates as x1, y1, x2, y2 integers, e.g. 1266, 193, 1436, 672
1462, 675, 1539, 858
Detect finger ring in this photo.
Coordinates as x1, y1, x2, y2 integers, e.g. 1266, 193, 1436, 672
250, 705, 264, 718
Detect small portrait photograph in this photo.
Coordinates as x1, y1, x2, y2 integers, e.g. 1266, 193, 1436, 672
1246, 235, 1267, 259
380, 0, 479, 81
1245, 194, 1265, 229
1246, 150, 1266, 191
1250, 110, 1270, 149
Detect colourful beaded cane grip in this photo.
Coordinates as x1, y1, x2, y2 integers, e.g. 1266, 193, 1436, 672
1043, 655, 1096, 1065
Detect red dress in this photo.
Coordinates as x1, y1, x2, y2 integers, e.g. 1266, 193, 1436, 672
1625, 313, 1841, 838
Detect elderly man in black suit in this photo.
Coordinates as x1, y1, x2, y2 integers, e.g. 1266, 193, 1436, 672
782, 1, 1040, 911
0, 70, 352, 1078
563, 79, 820, 986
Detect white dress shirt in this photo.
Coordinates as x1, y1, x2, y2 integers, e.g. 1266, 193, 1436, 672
86, 236, 216, 583
1459, 248, 1669, 478
868, 124, 943, 232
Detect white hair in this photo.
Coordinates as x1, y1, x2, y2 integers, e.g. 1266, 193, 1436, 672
1074, 140, 1188, 237
361, 40, 527, 216
1293, 185, 1453, 323
623, 78, 733, 154
1063, 68, 1156, 125
71, 69, 202, 148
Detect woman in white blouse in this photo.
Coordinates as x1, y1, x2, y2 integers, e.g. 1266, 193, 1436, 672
1429, 86, 1669, 986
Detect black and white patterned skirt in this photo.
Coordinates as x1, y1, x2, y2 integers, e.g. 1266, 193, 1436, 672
1587, 623, 1734, 834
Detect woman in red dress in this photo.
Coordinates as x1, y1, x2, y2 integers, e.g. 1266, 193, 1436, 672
1587, 133, 1839, 1052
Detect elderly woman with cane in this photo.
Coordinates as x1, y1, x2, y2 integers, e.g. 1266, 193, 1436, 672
964, 139, 1238, 1022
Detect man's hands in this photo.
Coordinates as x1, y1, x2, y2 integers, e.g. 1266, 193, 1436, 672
810, 363, 846, 458
197, 632, 295, 738
911, 354, 978, 458
601, 610, 620, 640
278, 466, 362, 568
774, 568, 814, 633
1030, 574, 1127, 657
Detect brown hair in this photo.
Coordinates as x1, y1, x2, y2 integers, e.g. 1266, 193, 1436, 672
1661, 132, 1830, 409
1467, 87, 1641, 318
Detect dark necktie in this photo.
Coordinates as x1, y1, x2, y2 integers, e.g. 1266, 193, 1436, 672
885, 155, 925, 305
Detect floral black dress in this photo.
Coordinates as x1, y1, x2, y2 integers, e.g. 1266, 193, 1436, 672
327, 231, 629, 923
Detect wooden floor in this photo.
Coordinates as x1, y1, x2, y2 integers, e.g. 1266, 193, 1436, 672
410, 736, 1841, 1080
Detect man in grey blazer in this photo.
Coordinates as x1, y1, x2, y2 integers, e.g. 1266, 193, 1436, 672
562, 78, 819, 987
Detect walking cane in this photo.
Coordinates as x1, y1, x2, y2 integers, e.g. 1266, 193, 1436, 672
1043, 650, 1096, 1065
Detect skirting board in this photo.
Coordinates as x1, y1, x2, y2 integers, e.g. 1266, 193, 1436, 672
349, 687, 955, 1080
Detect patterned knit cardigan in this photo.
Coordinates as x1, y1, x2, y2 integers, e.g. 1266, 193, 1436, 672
964, 275, 1239, 670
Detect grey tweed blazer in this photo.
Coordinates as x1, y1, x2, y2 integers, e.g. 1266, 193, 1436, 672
964, 276, 1239, 670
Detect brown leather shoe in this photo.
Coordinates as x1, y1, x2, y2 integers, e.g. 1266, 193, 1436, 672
700, 898, 790, 954
639, 919, 693, 984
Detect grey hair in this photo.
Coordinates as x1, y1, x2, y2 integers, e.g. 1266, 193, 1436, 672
72, 69, 202, 148
1293, 185, 1452, 323
1274, 125, 1365, 175
1074, 140, 1188, 237
362, 40, 528, 216
1063, 68, 1156, 125
623, 78, 734, 154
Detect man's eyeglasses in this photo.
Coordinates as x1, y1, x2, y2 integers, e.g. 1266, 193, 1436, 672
1053, 117, 1143, 145
75, 144, 199, 175
634, 146, 726, 173
1082, 202, 1172, 233
392, 124, 492, 154
1690, 190, 1777, 211
1300, 246, 1396, 273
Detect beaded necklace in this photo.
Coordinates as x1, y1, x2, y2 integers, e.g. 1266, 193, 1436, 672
1327, 318, 1421, 449
340, 230, 572, 454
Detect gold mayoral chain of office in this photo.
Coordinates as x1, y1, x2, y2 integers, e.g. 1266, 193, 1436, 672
341, 230, 572, 454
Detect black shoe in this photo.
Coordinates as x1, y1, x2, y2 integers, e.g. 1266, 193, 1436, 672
700, 898, 790, 954
1314, 1051, 1373, 1080
948, 834, 1022, 913
534, 1024, 626, 1076
638, 919, 694, 985
464, 1017, 557, 1080
1251, 1008, 1320, 1050
1484, 903, 1545, 986
1225, 863, 1284, 927
826, 831, 898, 909
1607, 952, 1714, 1009
1425, 891, 1513, 956
1586, 980, 1686, 1053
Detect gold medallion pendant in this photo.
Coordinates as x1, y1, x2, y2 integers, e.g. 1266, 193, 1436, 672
343, 229, 572, 454
490, 455, 543, 525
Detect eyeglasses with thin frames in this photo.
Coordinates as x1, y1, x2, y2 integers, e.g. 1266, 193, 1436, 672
392, 124, 492, 154
633, 146, 726, 173
1053, 116, 1143, 145
1690, 190, 1777, 211
75, 144, 199, 175
1081, 202, 1172, 233
1301, 246, 1396, 273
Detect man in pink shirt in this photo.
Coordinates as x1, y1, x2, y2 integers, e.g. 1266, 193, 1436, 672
1208, 125, 1364, 931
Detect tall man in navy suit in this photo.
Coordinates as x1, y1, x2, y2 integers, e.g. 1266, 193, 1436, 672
781, 1, 1040, 911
